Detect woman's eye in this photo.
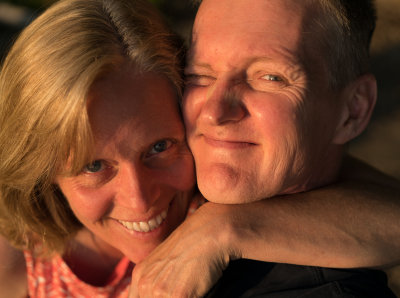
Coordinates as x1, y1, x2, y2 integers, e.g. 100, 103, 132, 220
83, 160, 105, 173
148, 140, 173, 156
261, 74, 283, 82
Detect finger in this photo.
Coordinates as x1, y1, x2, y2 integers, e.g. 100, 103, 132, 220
128, 285, 139, 298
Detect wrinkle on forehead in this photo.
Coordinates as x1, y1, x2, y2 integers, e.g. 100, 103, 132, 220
194, 0, 305, 35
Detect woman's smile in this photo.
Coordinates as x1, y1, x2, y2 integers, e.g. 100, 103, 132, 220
56, 66, 195, 263
118, 205, 169, 233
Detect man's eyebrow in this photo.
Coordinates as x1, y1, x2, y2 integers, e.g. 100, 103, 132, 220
248, 57, 272, 63
184, 62, 213, 72
246, 56, 306, 81
246, 54, 299, 67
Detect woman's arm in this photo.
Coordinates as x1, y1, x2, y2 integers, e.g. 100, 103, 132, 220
129, 156, 400, 297
0, 235, 27, 298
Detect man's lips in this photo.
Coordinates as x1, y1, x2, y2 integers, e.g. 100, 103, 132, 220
202, 135, 256, 149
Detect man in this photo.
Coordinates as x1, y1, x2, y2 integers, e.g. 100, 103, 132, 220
130, 0, 400, 296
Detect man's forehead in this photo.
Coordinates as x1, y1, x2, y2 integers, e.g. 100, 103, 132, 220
194, 0, 321, 36
191, 1, 309, 60
192, 0, 326, 63
193, 0, 310, 40
196, 0, 307, 20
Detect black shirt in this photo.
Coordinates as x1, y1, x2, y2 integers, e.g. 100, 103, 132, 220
206, 260, 395, 297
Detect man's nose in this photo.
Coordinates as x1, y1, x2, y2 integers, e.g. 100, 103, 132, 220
116, 163, 160, 213
200, 82, 247, 125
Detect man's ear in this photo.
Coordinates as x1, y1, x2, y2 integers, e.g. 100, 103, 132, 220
333, 73, 377, 144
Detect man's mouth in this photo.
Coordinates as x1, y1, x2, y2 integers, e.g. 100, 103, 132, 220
203, 135, 256, 149
118, 207, 168, 233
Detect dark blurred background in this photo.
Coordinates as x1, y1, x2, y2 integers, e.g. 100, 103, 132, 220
1, 0, 399, 294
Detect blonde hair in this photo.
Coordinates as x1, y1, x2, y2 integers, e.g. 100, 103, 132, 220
0, 0, 184, 253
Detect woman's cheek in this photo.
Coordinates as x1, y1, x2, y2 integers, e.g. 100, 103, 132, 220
163, 153, 196, 192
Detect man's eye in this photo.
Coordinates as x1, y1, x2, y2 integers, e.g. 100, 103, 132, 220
261, 74, 283, 82
83, 160, 105, 173
147, 140, 173, 156
185, 74, 215, 87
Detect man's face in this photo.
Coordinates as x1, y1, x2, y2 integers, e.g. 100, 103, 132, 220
183, 0, 345, 203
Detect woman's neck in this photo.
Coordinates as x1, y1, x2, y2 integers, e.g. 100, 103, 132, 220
63, 229, 125, 286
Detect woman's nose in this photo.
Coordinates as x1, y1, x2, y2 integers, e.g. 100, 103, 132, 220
116, 163, 161, 213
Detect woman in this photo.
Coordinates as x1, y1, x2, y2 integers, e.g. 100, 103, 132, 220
0, 0, 196, 295
0, 0, 398, 297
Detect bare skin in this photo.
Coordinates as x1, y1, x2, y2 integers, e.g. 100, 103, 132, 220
1, 1, 399, 296
128, 0, 399, 296
129, 157, 400, 297
2, 157, 399, 297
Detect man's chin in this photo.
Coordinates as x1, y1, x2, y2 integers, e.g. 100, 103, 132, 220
197, 180, 267, 204
195, 162, 279, 203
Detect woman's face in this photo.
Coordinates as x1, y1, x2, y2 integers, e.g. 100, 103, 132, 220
56, 65, 195, 263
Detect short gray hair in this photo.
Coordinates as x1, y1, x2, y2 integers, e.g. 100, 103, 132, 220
192, 0, 376, 90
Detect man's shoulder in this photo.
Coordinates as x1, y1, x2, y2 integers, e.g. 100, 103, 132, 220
206, 259, 396, 298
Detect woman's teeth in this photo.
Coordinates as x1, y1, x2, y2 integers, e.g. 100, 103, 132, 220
118, 208, 168, 233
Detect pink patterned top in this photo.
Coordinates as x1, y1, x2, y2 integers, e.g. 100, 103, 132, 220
23, 196, 206, 297
24, 250, 133, 297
